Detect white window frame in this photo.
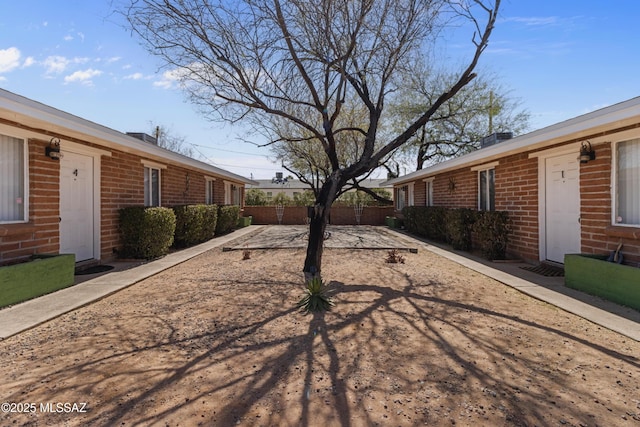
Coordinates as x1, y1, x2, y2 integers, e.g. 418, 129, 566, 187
205, 177, 216, 205
423, 177, 434, 207
612, 138, 640, 227
141, 160, 166, 207
0, 132, 28, 224
472, 162, 498, 212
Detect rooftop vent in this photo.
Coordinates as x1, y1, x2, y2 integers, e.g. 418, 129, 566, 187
480, 132, 512, 148
271, 171, 289, 184
126, 132, 157, 145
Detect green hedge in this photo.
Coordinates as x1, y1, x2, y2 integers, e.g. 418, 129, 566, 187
403, 206, 511, 259
172, 204, 218, 247
216, 205, 241, 235
444, 208, 478, 251
119, 206, 176, 259
402, 206, 447, 242
473, 211, 511, 260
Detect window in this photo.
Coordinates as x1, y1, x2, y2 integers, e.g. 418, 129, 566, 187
424, 178, 434, 207
266, 192, 273, 201
395, 185, 407, 211
478, 168, 495, 211
205, 178, 215, 205
615, 138, 640, 226
224, 181, 241, 205
144, 166, 161, 207
0, 134, 27, 223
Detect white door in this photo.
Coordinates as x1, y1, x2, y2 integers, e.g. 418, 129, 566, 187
60, 152, 94, 262
545, 153, 580, 263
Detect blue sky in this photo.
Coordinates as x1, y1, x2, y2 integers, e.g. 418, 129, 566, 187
1, 1, 639, 179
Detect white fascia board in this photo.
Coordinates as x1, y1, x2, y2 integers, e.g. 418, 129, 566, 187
0, 89, 258, 185
384, 96, 640, 186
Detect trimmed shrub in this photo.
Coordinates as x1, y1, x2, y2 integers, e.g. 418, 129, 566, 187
172, 204, 218, 247
444, 208, 477, 251
403, 206, 447, 242
119, 206, 176, 259
216, 205, 241, 235
404, 206, 511, 260
473, 211, 511, 260
201, 204, 219, 240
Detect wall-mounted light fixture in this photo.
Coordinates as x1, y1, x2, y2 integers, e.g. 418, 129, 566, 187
46, 137, 62, 160
579, 141, 595, 164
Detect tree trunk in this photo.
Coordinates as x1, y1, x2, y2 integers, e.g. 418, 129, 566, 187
303, 174, 342, 280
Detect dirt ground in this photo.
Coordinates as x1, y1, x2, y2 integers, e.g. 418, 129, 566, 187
1, 243, 639, 426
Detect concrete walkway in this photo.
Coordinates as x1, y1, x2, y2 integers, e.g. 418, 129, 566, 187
1, 225, 638, 342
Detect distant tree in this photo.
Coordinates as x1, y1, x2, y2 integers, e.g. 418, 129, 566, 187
337, 188, 393, 206
293, 190, 316, 207
125, 0, 501, 280
149, 123, 195, 158
245, 188, 268, 206
390, 68, 530, 171
272, 192, 293, 206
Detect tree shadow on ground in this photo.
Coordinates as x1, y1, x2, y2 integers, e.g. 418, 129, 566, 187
1, 272, 638, 426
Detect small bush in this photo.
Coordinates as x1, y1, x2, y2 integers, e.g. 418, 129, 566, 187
473, 211, 511, 260
119, 206, 176, 259
297, 277, 334, 313
385, 249, 405, 264
172, 205, 218, 247
216, 205, 241, 235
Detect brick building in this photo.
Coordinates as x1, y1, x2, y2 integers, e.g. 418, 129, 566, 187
385, 97, 640, 267
0, 89, 255, 266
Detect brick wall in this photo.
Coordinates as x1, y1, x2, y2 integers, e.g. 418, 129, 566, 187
401, 152, 541, 262
494, 153, 539, 262
0, 139, 60, 265
397, 142, 640, 265
579, 143, 640, 266
100, 150, 145, 261
100, 151, 245, 261
434, 169, 477, 209
243, 206, 394, 225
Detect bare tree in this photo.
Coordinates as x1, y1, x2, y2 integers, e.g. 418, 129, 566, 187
124, 0, 501, 280
149, 122, 195, 158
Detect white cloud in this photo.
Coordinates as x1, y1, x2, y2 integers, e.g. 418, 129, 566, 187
43, 55, 90, 74
124, 72, 144, 80
64, 68, 103, 86
23, 56, 35, 68
154, 68, 188, 89
503, 16, 559, 26
64, 34, 74, 41
43, 55, 70, 74
0, 47, 21, 73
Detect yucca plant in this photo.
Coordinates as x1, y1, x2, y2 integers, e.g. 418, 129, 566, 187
297, 277, 334, 313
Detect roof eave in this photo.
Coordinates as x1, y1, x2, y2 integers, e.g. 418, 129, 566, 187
0, 89, 256, 185
385, 96, 640, 186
